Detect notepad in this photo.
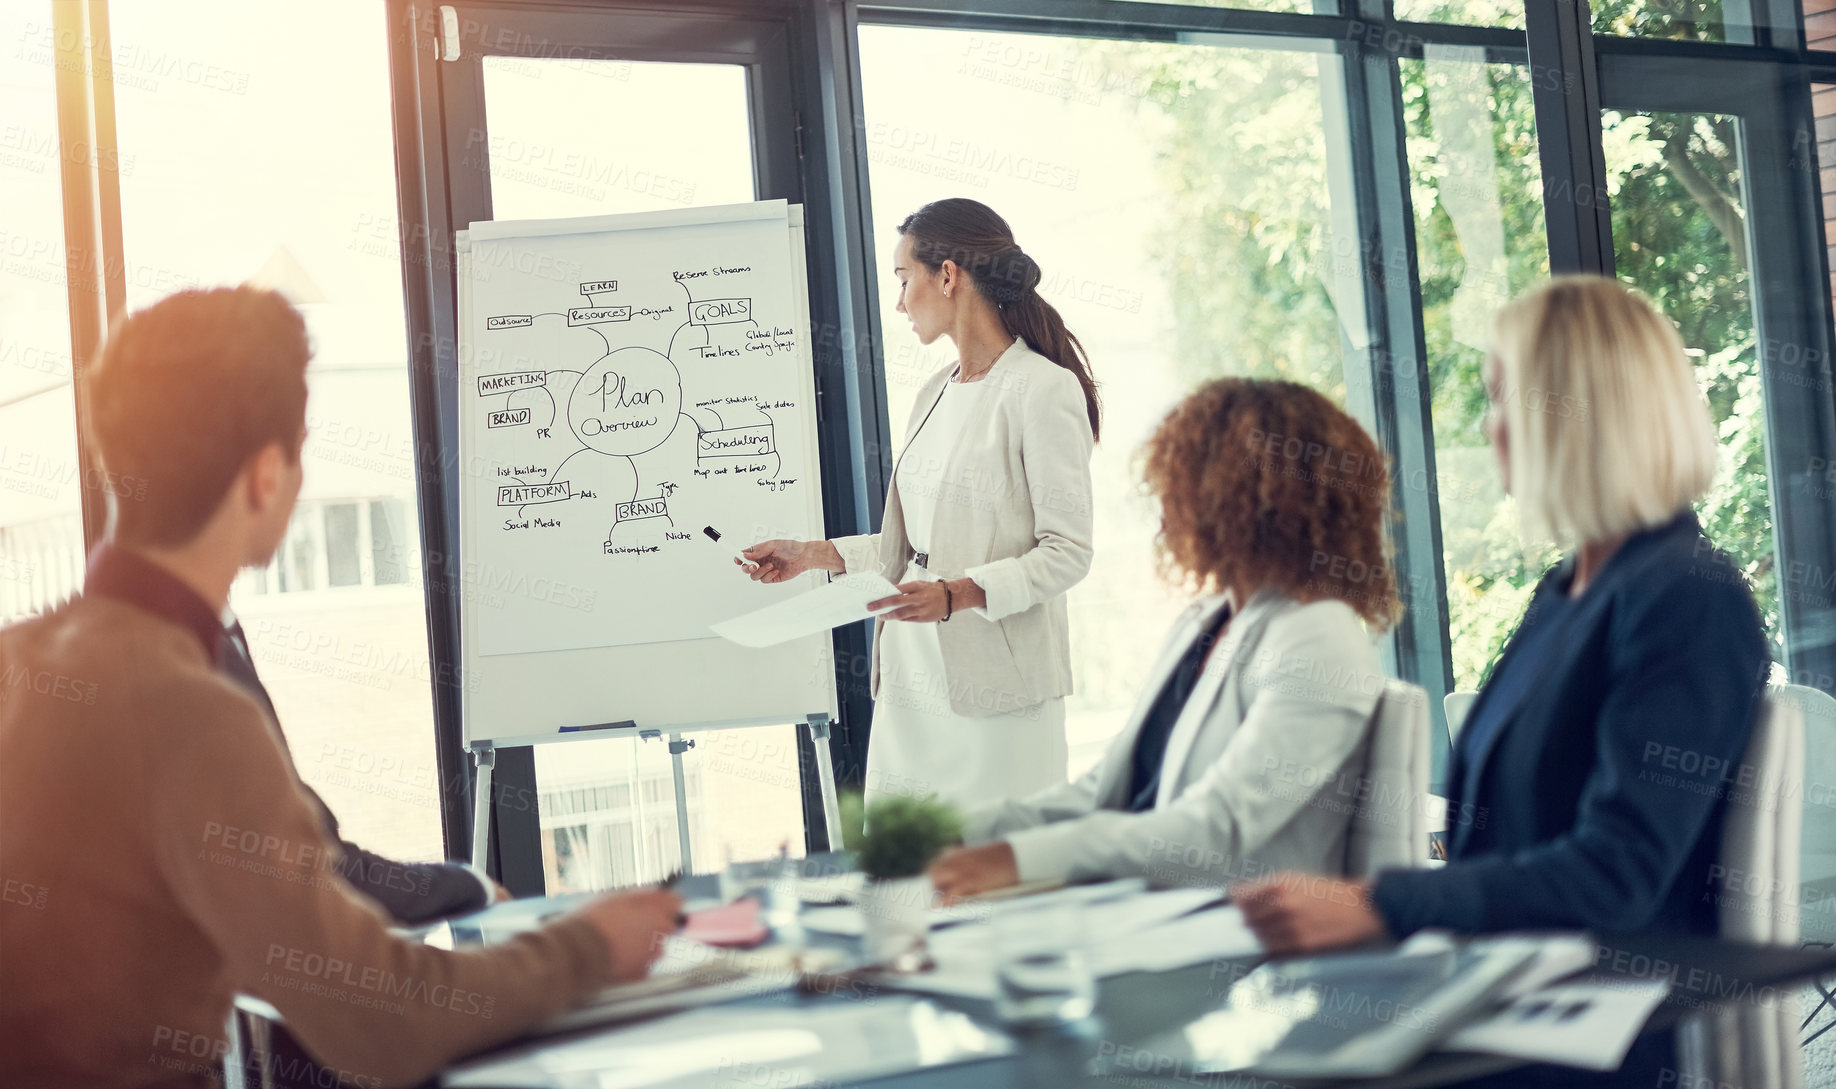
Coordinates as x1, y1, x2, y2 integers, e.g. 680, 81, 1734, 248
711, 572, 901, 647
680, 898, 769, 948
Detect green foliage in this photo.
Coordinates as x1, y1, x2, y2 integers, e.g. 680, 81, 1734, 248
840, 792, 963, 880
1401, 58, 1553, 687
1603, 111, 1781, 663
1590, 0, 1729, 40
1078, 43, 1349, 396
1070, 45, 1781, 686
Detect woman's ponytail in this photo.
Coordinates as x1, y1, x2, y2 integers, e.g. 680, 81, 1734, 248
899, 199, 1102, 442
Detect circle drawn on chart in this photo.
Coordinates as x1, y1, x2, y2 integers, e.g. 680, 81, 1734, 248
568, 346, 683, 456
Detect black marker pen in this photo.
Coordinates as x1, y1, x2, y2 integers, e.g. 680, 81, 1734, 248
703, 525, 750, 565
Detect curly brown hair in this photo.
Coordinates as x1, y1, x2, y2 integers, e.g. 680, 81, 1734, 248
1142, 378, 1401, 630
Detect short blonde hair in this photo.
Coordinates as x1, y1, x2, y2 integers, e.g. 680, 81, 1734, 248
1490, 276, 1716, 546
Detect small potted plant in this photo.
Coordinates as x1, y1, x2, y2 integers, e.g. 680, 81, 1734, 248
841, 792, 962, 970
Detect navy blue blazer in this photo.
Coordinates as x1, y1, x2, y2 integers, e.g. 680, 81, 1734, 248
1374, 512, 1769, 938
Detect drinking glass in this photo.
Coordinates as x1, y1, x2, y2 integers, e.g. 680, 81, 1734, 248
992, 899, 1096, 1025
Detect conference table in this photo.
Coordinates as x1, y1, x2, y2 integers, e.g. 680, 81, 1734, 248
237, 856, 1836, 1089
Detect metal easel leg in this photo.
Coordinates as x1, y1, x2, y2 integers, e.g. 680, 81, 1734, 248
807, 714, 844, 851
667, 734, 695, 873
470, 742, 495, 869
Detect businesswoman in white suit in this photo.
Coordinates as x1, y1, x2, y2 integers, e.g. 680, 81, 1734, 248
741, 198, 1099, 809
929, 379, 1398, 897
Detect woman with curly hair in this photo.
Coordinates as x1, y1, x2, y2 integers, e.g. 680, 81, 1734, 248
930, 378, 1399, 897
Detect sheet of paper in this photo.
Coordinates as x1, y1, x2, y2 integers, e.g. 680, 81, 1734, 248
798, 871, 865, 905
1400, 932, 1597, 1000
711, 572, 901, 647
871, 900, 1258, 1001
802, 881, 1206, 939
445, 996, 1012, 1089
1443, 980, 1671, 1071
1091, 905, 1262, 976
538, 939, 802, 1035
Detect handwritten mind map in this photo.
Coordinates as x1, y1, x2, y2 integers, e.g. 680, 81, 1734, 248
462, 205, 820, 658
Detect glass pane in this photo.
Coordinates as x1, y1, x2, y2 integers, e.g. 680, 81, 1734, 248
860, 25, 1362, 776
1800, 83, 1836, 950
370, 498, 411, 586
280, 510, 320, 593
325, 503, 362, 587
1592, 0, 1799, 42
0, 1, 84, 622
108, 0, 443, 863
1401, 49, 1552, 691
1393, 0, 1524, 28
480, 56, 805, 889
1110, 0, 1320, 13
1601, 110, 1781, 664
481, 59, 750, 220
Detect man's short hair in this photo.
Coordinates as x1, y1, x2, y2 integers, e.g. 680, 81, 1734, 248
87, 287, 310, 547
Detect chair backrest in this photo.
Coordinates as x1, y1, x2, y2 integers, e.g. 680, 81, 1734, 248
1443, 690, 1479, 746
1344, 679, 1433, 877
1790, 684, 1836, 944
1716, 685, 1808, 944
1679, 685, 1812, 1089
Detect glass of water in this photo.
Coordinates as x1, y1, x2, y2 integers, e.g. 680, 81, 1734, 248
992, 899, 1097, 1025
718, 850, 800, 938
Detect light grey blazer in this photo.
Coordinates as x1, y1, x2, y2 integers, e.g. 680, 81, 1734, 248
961, 590, 1386, 886
832, 338, 1095, 717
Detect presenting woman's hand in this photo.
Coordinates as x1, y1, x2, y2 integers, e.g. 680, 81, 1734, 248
739, 539, 841, 583
869, 578, 987, 623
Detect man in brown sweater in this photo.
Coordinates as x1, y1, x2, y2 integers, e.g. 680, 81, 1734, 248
0, 287, 680, 1088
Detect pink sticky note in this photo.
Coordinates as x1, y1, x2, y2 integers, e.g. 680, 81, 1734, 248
681, 898, 769, 948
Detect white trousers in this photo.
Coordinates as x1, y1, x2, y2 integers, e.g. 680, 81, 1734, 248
862, 562, 1068, 812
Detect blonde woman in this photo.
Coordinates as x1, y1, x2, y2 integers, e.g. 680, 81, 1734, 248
1237, 276, 1770, 1088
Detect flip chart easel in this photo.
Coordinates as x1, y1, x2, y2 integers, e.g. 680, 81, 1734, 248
455, 202, 842, 872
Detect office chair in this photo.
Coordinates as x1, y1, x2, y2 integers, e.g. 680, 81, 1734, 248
1344, 679, 1433, 876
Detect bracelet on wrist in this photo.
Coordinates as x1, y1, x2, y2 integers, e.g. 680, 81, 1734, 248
941, 583, 954, 622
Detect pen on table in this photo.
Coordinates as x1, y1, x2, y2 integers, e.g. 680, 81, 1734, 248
662, 867, 689, 928
703, 525, 752, 569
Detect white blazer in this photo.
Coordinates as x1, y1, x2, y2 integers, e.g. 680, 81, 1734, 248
961, 590, 1385, 886
832, 338, 1095, 716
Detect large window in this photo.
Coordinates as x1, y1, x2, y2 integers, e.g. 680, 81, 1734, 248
1601, 108, 1781, 664
105, 0, 444, 862
480, 55, 806, 889
860, 24, 1361, 768
1402, 49, 1553, 690
25, 0, 1832, 895
0, 2, 84, 622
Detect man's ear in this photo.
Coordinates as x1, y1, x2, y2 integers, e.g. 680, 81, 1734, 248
244, 442, 288, 514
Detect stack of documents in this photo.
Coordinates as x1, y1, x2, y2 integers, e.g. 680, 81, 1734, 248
1443, 978, 1671, 1070
865, 885, 1262, 1001
539, 938, 825, 1034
